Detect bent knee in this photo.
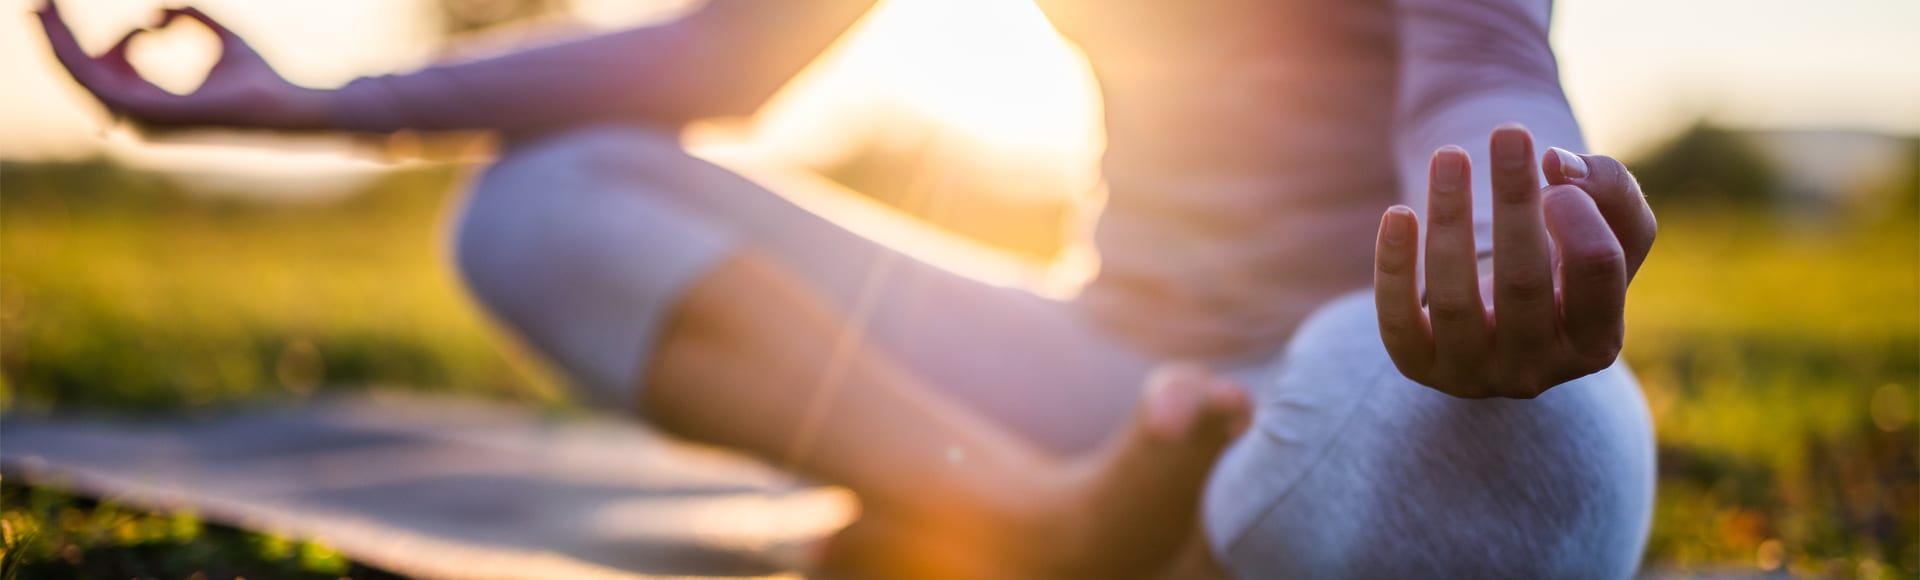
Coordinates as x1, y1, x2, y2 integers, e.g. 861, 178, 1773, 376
450, 126, 737, 406
1206, 291, 1654, 578
454, 125, 701, 296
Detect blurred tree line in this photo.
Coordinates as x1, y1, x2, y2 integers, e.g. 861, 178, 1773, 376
1629, 122, 1919, 220
1632, 123, 1783, 207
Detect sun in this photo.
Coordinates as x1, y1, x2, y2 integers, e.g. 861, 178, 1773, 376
740, 0, 1106, 199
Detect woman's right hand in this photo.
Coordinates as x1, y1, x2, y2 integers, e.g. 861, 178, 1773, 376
1373, 125, 1657, 399
37, 1, 334, 131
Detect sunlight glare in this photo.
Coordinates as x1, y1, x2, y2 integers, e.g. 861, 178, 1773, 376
744, 0, 1105, 198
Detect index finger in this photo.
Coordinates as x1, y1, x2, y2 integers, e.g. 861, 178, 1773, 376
163, 7, 238, 41
1544, 184, 1627, 364
36, 1, 105, 86
1565, 154, 1656, 278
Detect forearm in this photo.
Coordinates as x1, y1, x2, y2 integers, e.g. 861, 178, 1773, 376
331, 1, 872, 134
1395, 0, 1585, 254
332, 22, 708, 133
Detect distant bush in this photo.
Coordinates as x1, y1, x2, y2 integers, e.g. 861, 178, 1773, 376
1629, 123, 1783, 208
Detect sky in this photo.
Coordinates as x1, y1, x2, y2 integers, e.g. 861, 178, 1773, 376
1, 0, 1915, 191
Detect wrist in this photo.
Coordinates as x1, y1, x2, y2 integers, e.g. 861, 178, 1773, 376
276, 85, 339, 131
325, 76, 414, 134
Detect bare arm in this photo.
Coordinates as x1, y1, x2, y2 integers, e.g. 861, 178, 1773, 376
334, 0, 879, 133
37, 0, 878, 134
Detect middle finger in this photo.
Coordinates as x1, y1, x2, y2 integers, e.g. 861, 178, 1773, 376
1488, 124, 1558, 386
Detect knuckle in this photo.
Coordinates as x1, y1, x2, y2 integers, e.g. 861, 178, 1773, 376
1569, 241, 1627, 267
1428, 299, 1482, 324
1578, 340, 1623, 368
1499, 273, 1553, 301
1496, 183, 1537, 205
1377, 253, 1413, 276
1565, 246, 1627, 284
1429, 205, 1469, 227
1379, 317, 1421, 341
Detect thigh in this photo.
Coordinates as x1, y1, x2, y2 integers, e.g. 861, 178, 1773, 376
1204, 291, 1655, 579
462, 126, 1153, 454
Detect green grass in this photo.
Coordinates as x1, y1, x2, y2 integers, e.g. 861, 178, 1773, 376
2, 160, 559, 577
1625, 210, 1918, 575
0, 160, 563, 414
0, 480, 400, 579
1, 158, 1915, 576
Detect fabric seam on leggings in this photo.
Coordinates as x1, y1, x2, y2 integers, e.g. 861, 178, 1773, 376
1223, 357, 1396, 557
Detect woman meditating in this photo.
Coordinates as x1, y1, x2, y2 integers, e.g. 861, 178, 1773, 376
39, 0, 1659, 577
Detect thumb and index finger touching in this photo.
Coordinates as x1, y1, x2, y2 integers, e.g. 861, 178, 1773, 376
37, 2, 250, 62
1542, 146, 1657, 278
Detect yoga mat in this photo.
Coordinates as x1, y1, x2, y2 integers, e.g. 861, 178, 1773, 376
0, 392, 856, 579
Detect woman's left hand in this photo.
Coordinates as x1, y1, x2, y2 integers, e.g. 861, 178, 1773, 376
37, 1, 333, 131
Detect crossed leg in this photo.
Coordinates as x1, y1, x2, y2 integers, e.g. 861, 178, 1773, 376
452, 125, 1243, 577
461, 126, 1153, 452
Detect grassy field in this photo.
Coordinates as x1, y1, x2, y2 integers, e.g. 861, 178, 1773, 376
0, 161, 564, 414
1625, 208, 1917, 576
1, 156, 1915, 577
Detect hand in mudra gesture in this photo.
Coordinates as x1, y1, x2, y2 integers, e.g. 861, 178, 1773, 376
1375, 124, 1657, 399
36, 1, 330, 131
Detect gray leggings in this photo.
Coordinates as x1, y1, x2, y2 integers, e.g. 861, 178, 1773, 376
452, 126, 1655, 578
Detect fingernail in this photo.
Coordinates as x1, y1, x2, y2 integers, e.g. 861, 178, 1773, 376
1550, 147, 1588, 179
1384, 207, 1413, 244
1491, 125, 1530, 170
1147, 376, 1201, 439
1433, 146, 1465, 192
